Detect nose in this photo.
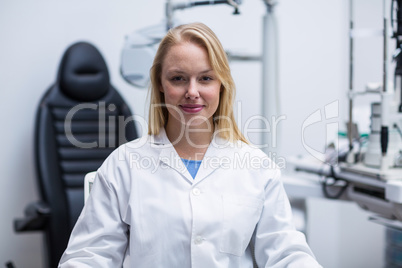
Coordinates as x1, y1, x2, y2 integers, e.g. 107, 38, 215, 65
185, 80, 200, 100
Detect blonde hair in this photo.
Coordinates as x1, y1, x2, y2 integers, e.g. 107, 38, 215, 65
148, 22, 247, 143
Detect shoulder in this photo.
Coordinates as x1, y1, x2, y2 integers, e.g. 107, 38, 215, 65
233, 141, 278, 167
213, 139, 280, 176
99, 134, 159, 169
235, 144, 282, 188
95, 134, 162, 186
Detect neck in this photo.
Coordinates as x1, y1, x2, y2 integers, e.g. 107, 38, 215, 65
165, 121, 214, 160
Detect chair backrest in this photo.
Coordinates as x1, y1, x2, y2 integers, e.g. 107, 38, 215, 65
35, 42, 137, 267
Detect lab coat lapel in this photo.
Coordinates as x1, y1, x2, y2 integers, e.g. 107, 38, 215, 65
152, 129, 194, 183
151, 128, 235, 184
193, 134, 233, 184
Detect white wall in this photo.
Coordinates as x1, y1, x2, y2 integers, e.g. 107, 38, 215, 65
0, 0, 387, 267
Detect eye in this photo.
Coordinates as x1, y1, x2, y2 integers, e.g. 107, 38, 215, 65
171, 76, 185, 82
200, 76, 213, 81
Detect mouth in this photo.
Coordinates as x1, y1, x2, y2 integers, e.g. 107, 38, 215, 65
179, 104, 205, 114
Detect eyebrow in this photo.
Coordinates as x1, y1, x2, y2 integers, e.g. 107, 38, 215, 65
200, 69, 213, 74
166, 69, 214, 74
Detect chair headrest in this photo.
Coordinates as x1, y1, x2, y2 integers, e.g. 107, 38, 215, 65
58, 42, 110, 102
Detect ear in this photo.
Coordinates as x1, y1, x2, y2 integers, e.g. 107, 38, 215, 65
159, 84, 164, 93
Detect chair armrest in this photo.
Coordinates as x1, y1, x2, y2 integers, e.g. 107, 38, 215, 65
14, 201, 51, 232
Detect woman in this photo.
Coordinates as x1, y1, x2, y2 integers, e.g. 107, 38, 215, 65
59, 22, 321, 267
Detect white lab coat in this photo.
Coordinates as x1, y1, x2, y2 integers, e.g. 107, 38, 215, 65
59, 128, 322, 268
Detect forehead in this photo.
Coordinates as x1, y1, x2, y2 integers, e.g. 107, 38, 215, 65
162, 42, 211, 69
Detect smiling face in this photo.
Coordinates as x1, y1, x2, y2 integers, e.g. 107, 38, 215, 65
160, 42, 221, 131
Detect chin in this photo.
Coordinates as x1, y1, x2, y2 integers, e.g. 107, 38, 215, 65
183, 118, 214, 129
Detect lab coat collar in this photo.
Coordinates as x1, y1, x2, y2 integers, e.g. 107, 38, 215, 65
151, 128, 235, 185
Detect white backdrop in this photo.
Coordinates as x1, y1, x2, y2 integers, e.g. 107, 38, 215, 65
0, 0, 387, 267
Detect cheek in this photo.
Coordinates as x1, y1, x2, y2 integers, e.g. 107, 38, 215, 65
205, 88, 221, 105
164, 90, 181, 104
161, 84, 177, 101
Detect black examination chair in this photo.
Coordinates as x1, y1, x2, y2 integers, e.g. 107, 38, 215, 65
14, 42, 138, 268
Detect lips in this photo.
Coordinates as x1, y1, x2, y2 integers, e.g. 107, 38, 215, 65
179, 104, 204, 113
